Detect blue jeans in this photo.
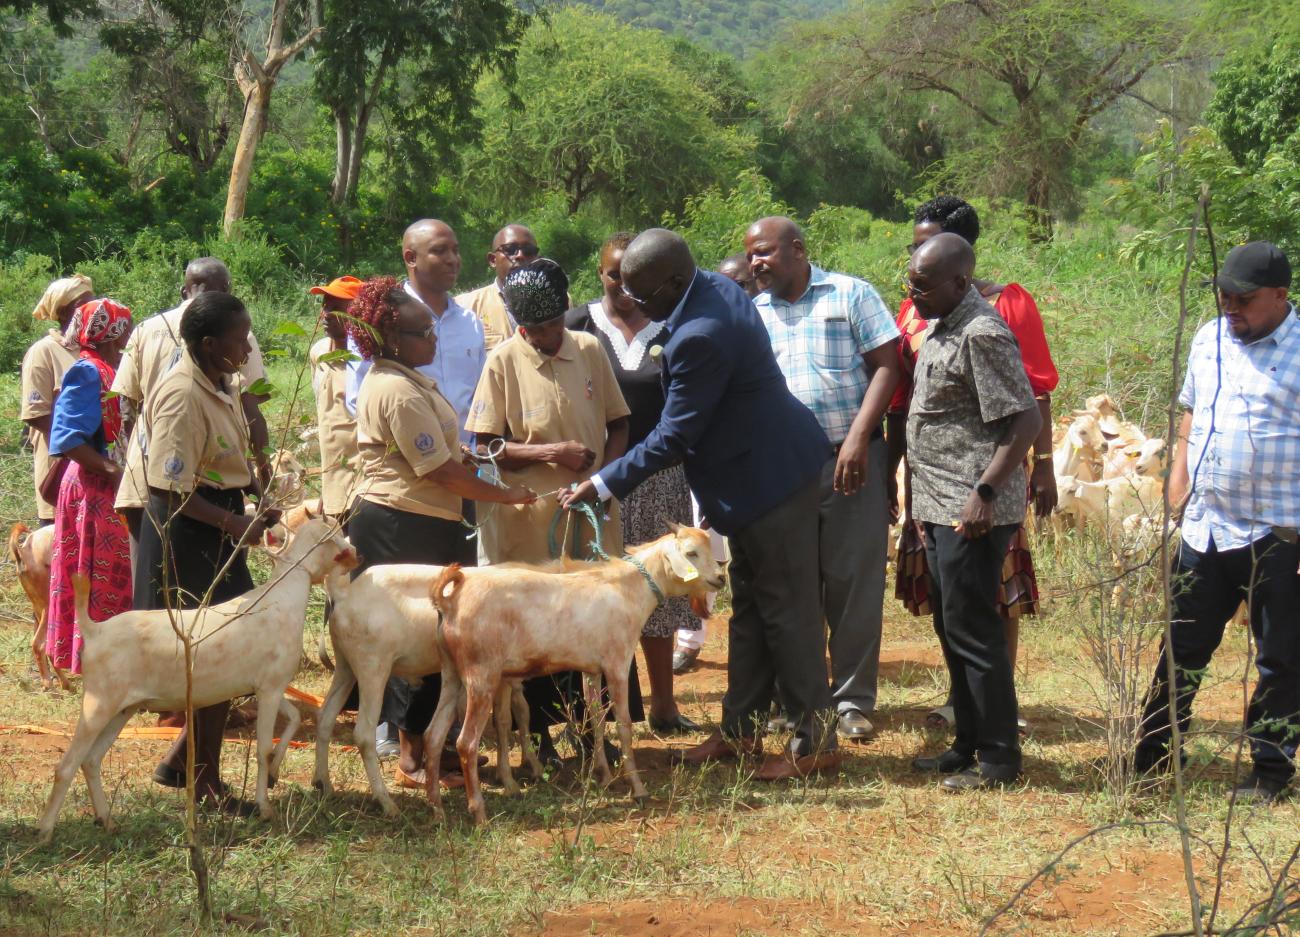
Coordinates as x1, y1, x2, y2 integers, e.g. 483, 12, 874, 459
1137, 533, 1300, 782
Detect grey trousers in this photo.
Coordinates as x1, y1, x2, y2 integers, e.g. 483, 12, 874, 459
722, 471, 836, 756
820, 434, 889, 714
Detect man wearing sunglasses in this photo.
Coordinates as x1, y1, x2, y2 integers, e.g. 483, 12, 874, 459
457, 224, 561, 351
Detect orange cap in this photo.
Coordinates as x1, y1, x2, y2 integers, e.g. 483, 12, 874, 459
309, 275, 364, 300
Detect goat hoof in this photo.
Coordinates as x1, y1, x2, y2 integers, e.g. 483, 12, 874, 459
380, 802, 399, 818
35, 827, 53, 845
267, 774, 279, 790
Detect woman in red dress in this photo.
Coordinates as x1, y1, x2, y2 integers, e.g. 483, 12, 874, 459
886, 196, 1059, 730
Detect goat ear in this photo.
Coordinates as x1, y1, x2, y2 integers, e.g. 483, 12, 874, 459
304, 502, 316, 520
658, 514, 682, 534
663, 540, 699, 582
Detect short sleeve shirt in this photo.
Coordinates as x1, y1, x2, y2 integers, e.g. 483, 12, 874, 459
113, 302, 265, 510
906, 288, 1036, 527
754, 266, 899, 443
353, 358, 462, 522
311, 339, 360, 516
465, 330, 630, 563
455, 282, 516, 352
144, 350, 253, 493
20, 330, 78, 518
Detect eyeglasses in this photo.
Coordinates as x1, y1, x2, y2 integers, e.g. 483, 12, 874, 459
496, 242, 539, 258
904, 278, 938, 299
620, 277, 674, 307
400, 324, 436, 340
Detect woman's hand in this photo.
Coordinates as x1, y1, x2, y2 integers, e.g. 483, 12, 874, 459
552, 441, 596, 473
505, 485, 537, 505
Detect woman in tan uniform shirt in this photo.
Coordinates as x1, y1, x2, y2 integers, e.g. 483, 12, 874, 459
136, 291, 279, 815
347, 276, 534, 788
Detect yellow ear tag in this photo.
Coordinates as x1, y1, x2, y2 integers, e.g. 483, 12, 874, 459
681, 563, 699, 581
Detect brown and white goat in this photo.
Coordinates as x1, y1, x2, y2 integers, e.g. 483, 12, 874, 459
424, 523, 724, 824
36, 516, 356, 841
7, 522, 65, 689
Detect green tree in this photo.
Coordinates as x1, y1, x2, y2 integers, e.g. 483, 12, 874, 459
1205, 42, 1300, 166
461, 8, 757, 223
797, 0, 1193, 240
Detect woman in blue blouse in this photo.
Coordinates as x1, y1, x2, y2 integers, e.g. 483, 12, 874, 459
45, 299, 134, 674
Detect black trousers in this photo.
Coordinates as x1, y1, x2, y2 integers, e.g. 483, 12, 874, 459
1137, 533, 1300, 782
924, 521, 1021, 771
346, 498, 475, 736
723, 472, 836, 757
136, 488, 255, 790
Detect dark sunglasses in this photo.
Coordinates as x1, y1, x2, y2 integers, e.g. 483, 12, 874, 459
496, 242, 540, 258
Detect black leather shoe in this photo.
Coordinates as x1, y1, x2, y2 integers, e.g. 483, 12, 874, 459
671, 648, 699, 675
649, 713, 702, 736
912, 749, 976, 773
941, 766, 1021, 792
837, 710, 874, 741
1231, 772, 1289, 805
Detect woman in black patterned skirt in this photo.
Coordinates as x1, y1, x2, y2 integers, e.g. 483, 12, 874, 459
567, 233, 701, 735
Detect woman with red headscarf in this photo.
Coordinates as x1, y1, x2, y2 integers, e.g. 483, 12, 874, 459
45, 299, 135, 674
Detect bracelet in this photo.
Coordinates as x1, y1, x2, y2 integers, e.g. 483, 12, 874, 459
1032, 454, 1053, 463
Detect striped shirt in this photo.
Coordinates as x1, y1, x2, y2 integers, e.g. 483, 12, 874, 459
1179, 306, 1300, 552
755, 265, 899, 444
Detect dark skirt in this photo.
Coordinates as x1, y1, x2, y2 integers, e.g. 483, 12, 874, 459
347, 498, 475, 734
134, 487, 253, 611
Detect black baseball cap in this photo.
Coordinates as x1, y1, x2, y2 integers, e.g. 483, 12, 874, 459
1213, 241, 1292, 294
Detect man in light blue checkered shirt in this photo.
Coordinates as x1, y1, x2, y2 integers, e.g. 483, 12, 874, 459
1137, 241, 1300, 805
748, 216, 900, 741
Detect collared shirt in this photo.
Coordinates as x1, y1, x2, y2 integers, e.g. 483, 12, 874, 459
466, 329, 630, 562
591, 270, 697, 502
1179, 305, 1300, 552
353, 358, 462, 522
144, 350, 253, 493
310, 337, 359, 516
113, 300, 266, 511
907, 287, 1035, 527
20, 329, 78, 518
345, 282, 486, 444
755, 265, 899, 444
455, 281, 517, 352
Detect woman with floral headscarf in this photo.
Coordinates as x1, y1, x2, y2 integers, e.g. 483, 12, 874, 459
45, 299, 135, 674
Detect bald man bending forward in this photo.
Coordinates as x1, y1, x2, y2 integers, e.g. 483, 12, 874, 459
562, 229, 840, 780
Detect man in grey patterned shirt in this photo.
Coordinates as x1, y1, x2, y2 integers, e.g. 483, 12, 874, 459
904, 233, 1042, 792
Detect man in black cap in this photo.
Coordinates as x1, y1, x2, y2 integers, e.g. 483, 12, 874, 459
1136, 240, 1299, 804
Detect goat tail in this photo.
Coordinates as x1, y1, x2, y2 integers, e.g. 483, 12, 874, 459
71, 573, 93, 635
429, 563, 465, 617
8, 521, 29, 570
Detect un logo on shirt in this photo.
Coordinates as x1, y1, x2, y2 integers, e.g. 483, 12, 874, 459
414, 432, 435, 453
163, 455, 185, 481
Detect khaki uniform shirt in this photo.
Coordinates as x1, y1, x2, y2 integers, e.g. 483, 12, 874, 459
456, 282, 515, 352
145, 350, 253, 493
466, 330, 630, 563
19, 330, 78, 519
352, 358, 462, 522
310, 338, 359, 517
113, 301, 265, 511
907, 287, 1034, 527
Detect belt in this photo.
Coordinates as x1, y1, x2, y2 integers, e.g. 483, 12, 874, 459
831, 425, 884, 452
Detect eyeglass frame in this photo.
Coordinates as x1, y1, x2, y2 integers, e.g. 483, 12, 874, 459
620, 275, 677, 307
399, 323, 436, 340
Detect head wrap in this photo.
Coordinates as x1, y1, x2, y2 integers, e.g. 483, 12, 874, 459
502, 258, 570, 326
73, 299, 133, 446
31, 274, 93, 322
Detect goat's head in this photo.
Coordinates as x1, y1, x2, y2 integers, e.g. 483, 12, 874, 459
1066, 413, 1104, 451
654, 522, 726, 616
276, 515, 359, 582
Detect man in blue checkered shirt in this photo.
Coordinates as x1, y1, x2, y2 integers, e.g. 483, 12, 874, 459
1136, 241, 1300, 805
748, 216, 901, 742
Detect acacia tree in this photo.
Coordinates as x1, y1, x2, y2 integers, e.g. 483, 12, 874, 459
223, 0, 321, 235
313, 0, 526, 213
461, 8, 757, 222
797, 0, 1192, 239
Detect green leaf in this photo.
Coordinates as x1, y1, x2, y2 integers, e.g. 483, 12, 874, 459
319, 348, 360, 364
265, 348, 289, 359
272, 320, 309, 338
217, 434, 229, 448
102, 390, 119, 400
203, 470, 223, 483
246, 378, 274, 396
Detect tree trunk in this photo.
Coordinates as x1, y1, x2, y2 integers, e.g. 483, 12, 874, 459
223, 79, 273, 237
331, 108, 352, 205
1025, 164, 1053, 243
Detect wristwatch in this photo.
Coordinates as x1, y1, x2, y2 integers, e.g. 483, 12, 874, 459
975, 482, 996, 503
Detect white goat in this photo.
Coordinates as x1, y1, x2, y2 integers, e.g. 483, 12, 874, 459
8, 522, 63, 689
424, 524, 724, 825
36, 515, 356, 841
1053, 413, 1105, 483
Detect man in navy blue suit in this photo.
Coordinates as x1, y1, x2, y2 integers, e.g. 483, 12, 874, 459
561, 228, 840, 780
